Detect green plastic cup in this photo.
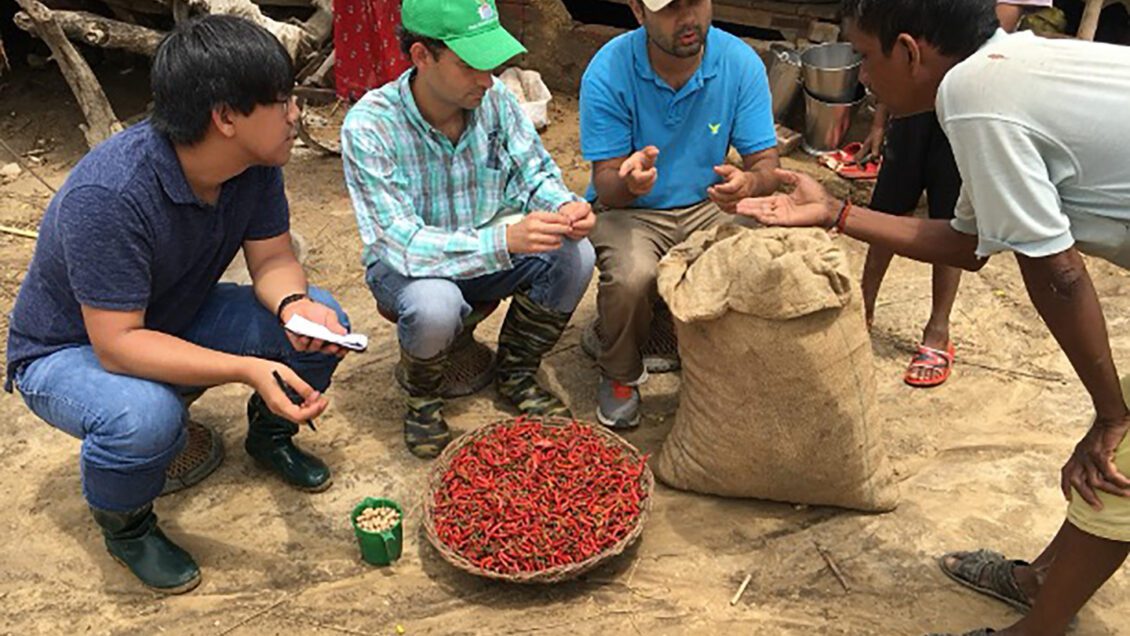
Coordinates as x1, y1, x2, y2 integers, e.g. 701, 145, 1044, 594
351, 497, 403, 566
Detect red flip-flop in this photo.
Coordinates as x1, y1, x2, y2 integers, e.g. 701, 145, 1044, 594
818, 142, 863, 167
818, 142, 880, 180
836, 158, 881, 180
905, 341, 955, 388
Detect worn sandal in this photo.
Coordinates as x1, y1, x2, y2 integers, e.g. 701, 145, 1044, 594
938, 550, 1033, 613
818, 142, 881, 180
906, 341, 955, 388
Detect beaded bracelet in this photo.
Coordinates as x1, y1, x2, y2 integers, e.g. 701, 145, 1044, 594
276, 292, 309, 324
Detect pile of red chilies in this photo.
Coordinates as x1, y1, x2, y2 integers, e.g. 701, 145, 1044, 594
432, 418, 648, 575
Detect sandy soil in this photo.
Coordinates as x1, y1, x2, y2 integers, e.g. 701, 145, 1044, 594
1, 65, 1129, 636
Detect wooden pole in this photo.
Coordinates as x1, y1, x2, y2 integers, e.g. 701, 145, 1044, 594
1078, 0, 1104, 41
13, 0, 123, 148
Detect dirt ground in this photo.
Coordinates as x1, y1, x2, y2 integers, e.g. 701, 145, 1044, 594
2, 65, 1130, 636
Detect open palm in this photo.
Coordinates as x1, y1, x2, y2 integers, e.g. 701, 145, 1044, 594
736, 169, 838, 228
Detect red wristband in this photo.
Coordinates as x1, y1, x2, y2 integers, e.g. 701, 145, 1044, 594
833, 199, 852, 233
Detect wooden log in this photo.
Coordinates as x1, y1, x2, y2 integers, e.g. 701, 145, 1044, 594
293, 85, 337, 104
301, 0, 334, 46
14, 0, 123, 148
1078, 0, 1104, 40
15, 9, 164, 56
98, 0, 314, 57
195, 0, 310, 59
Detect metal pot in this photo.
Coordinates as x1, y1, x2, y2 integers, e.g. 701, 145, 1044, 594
801, 42, 862, 103
767, 44, 803, 122
803, 84, 867, 155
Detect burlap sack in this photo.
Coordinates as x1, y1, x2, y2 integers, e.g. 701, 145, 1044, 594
654, 225, 898, 512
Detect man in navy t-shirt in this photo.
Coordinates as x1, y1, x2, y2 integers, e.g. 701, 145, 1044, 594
579, 0, 780, 428
5, 16, 351, 593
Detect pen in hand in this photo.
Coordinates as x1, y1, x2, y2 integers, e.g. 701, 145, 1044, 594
272, 370, 317, 432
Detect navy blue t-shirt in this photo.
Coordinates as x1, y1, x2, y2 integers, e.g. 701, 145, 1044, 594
5, 120, 289, 389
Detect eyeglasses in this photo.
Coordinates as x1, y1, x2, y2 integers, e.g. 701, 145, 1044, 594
274, 94, 298, 114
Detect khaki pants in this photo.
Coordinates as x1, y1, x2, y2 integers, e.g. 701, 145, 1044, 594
589, 200, 730, 382
1067, 375, 1130, 542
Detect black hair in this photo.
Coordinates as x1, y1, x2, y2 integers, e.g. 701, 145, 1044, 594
841, 0, 999, 59
398, 25, 447, 59
150, 15, 294, 145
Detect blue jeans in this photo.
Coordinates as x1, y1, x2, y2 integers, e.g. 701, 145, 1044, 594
13, 284, 349, 512
367, 239, 595, 359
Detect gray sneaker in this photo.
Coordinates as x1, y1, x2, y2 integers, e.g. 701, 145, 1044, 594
597, 376, 641, 429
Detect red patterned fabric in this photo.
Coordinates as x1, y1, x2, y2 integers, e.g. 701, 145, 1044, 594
333, 0, 412, 101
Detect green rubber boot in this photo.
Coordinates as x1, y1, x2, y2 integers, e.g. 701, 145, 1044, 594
400, 349, 452, 459
245, 393, 332, 492
495, 293, 573, 418
90, 504, 201, 594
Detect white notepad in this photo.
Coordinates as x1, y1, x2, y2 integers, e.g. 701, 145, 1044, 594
284, 314, 368, 352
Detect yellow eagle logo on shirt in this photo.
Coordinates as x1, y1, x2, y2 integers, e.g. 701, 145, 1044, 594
708, 123, 721, 135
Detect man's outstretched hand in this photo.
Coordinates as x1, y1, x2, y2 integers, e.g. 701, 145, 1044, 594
735, 169, 840, 229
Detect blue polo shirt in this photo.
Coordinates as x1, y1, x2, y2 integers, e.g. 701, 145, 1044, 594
5, 121, 289, 389
580, 26, 776, 210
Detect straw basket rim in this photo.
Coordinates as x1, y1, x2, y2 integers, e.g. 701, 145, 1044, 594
422, 416, 654, 584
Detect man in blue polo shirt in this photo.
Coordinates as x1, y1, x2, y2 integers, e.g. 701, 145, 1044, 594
580, 0, 780, 428
5, 16, 351, 593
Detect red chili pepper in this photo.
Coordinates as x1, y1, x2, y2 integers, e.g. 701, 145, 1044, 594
431, 419, 647, 574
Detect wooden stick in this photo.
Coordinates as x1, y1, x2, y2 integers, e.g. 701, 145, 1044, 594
729, 573, 753, 605
814, 542, 850, 592
0, 30, 9, 74
302, 49, 336, 88
293, 86, 337, 104
0, 136, 58, 194
0, 224, 39, 240
961, 360, 1068, 384
216, 595, 290, 636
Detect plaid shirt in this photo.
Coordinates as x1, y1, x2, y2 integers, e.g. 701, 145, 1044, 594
341, 71, 579, 279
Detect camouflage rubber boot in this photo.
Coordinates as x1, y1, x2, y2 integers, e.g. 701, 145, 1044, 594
401, 348, 451, 459
495, 293, 573, 418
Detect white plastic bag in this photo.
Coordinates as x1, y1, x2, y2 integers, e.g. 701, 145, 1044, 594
499, 67, 552, 130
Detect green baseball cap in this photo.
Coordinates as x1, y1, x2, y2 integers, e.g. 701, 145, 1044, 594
401, 0, 528, 71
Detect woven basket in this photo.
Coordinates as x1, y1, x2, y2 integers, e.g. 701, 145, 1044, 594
422, 416, 654, 584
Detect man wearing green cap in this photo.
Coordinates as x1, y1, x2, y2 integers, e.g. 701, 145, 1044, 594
341, 0, 596, 458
